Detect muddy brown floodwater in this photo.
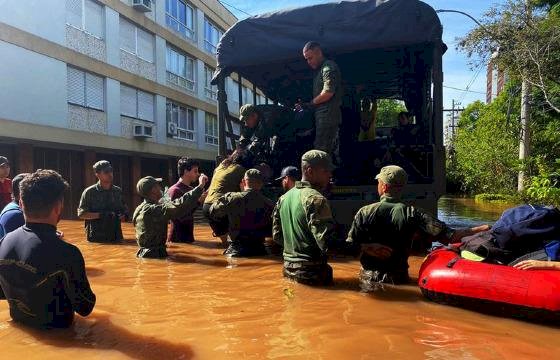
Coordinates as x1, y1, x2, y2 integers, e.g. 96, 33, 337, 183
1, 214, 559, 359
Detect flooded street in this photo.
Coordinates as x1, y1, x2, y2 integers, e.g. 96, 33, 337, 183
0, 198, 558, 359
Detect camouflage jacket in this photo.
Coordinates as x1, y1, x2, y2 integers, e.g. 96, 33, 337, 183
272, 181, 337, 263
210, 189, 274, 243
77, 182, 127, 242
133, 185, 204, 250
346, 195, 454, 270
237, 110, 273, 159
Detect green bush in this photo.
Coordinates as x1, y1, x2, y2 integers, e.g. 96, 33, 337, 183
525, 158, 560, 205
474, 193, 517, 204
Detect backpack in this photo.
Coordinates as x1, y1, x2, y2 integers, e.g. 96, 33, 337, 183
460, 231, 512, 264
491, 205, 560, 256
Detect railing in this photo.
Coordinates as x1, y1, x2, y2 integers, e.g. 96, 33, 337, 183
165, 15, 195, 41
166, 72, 195, 92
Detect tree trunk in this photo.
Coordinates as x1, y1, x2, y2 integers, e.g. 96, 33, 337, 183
517, 78, 531, 192
517, 0, 532, 193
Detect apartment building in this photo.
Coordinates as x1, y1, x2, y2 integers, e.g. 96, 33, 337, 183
486, 60, 507, 103
0, 0, 265, 217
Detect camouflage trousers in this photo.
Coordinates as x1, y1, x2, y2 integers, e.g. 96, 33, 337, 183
136, 246, 168, 259
283, 261, 333, 286
314, 107, 341, 161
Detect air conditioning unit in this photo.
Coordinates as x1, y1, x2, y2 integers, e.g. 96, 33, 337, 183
167, 122, 177, 137
133, 125, 153, 138
132, 0, 152, 12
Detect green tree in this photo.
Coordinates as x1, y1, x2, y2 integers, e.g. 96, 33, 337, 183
376, 99, 407, 127
459, 0, 560, 113
450, 89, 520, 194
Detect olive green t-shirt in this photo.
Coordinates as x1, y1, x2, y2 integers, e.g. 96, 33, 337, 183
204, 164, 246, 204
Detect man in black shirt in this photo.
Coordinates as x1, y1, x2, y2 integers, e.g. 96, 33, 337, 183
0, 170, 96, 328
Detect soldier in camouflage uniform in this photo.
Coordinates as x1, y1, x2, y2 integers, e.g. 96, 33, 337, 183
77, 161, 127, 243
273, 150, 337, 286
133, 174, 207, 259
346, 165, 489, 287
301, 42, 342, 160
210, 169, 274, 257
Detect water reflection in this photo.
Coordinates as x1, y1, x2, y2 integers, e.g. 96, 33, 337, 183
437, 196, 512, 228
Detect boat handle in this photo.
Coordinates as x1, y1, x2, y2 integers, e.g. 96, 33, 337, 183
447, 256, 460, 268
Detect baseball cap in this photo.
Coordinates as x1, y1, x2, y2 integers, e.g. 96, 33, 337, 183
375, 165, 408, 186
0, 156, 9, 166
239, 104, 258, 122
137, 176, 163, 198
275, 166, 300, 181
93, 160, 112, 173
301, 150, 335, 171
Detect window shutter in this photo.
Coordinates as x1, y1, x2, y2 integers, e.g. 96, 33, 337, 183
178, 107, 187, 129
120, 85, 137, 117
66, 0, 82, 29
85, 0, 104, 39
186, 4, 194, 30
172, 103, 179, 125
137, 90, 154, 121
67, 67, 85, 105
137, 28, 154, 62
119, 17, 136, 53
85, 73, 104, 110
186, 57, 194, 81
187, 108, 195, 131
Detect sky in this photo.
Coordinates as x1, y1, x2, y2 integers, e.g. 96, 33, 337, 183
218, 0, 497, 112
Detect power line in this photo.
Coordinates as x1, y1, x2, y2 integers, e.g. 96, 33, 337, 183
219, 0, 253, 17
443, 85, 488, 95
458, 61, 486, 104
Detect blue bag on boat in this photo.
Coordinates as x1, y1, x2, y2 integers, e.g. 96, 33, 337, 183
491, 205, 560, 255
545, 241, 560, 261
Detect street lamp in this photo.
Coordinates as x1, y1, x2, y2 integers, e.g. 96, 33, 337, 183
435, 9, 485, 28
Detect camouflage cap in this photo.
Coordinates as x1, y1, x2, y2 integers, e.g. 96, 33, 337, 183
93, 160, 112, 173
0, 156, 9, 166
301, 150, 335, 171
244, 168, 264, 182
239, 104, 258, 122
136, 176, 163, 198
375, 165, 408, 186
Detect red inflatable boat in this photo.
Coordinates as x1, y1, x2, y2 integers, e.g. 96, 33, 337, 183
418, 248, 560, 320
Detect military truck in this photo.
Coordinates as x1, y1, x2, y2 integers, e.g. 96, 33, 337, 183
212, 0, 447, 227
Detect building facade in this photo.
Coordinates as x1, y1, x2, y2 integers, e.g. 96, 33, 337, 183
0, 0, 265, 218
486, 60, 507, 103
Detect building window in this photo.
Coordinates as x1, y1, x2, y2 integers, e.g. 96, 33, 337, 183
120, 84, 154, 122
119, 17, 154, 63
66, 0, 104, 39
166, 46, 195, 91
205, 113, 218, 145
67, 66, 104, 110
204, 18, 222, 54
167, 101, 195, 141
204, 65, 217, 100
165, 0, 195, 40
227, 78, 240, 112
242, 86, 253, 104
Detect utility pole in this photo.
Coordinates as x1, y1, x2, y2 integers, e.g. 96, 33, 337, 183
518, 0, 532, 192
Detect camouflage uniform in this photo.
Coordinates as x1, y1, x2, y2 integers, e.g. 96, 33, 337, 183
238, 106, 267, 150
133, 177, 204, 259
210, 185, 274, 257
272, 180, 337, 285
346, 166, 454, 284
312, 59, 342, 157
77, 182, 126, 243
